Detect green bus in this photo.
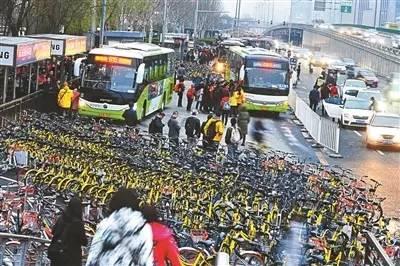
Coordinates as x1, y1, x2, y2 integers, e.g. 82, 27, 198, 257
227, 46, 291, 113
74, 42, 175, 120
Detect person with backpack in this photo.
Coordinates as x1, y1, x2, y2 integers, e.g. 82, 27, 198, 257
225, 117, 242, 159
176, 64, 186, 81
148, 112, 165, 135
220, 95, 230, 125
86, 189, 153, 266
142, 205, 181, 266
174, 79, 185, 107
200, 113, 213, 148
48, 197, 87, 266
168, 111, 181, 148
186, 84, 196, 111
185, 110, 201, 146
203, 112, 224, 151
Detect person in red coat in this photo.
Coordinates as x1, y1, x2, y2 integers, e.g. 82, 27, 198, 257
143, 205, 182, 266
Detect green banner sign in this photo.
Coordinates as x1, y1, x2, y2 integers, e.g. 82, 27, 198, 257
341, 5, 352, 13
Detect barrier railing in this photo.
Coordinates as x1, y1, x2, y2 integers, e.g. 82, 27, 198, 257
0, 232, 51, 266
364, 231, 395, 266
291, 91, 340, 154
0, 90, 43, 122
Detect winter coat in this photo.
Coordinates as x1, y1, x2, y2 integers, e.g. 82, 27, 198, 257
238, 111, 250, 135
185, 116, 201, 138
309, 89, 320, 103
122, 108, 138, 126
204, 118, 224, 142
50, 214, 87, 266
57, 86, 73, 109
168, 118, 180, 139
86, 208, 153, 266
150, 222, 181, 266
149, 117, 164, 134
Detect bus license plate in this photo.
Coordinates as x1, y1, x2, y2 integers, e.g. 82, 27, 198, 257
100, 113, 109, 118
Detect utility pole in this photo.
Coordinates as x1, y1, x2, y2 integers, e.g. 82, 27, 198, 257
373, 0, 379, 28
161, 0, 168, 45
237, 0, 242, 36
90, 0, 96, 48
193, 0, 199, 45
99, 0, 107, 47
288, 0, 292, 44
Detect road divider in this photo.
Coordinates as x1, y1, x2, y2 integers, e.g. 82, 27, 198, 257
289, 90, 342, 157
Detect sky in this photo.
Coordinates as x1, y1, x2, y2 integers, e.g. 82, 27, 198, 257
221, 0, 292, 24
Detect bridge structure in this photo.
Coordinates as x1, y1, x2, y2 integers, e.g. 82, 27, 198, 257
264, 24, 400, 77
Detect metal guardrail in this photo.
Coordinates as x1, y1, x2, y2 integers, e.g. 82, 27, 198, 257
364, 231, 395, 266
0, 90, 43, 121
290, 90, 341, 154
0, 232, 50, 266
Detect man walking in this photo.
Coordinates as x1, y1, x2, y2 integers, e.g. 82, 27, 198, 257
309, 86, 320, 112
185, 110, 201, 147
225, 118, 242, 159
174, 80, 185, 107
186, 85, 196, 112
296, 63, 301, 81
148, 112, 165, 135
203, 112, 224, 151
168, 111, 180, 148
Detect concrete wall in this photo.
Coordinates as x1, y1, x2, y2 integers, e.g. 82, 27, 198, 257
302, 30, 400, 77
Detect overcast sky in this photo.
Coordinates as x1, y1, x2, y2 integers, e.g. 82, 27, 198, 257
221, 0, 292, 23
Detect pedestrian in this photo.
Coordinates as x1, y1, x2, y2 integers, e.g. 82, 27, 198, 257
309, 86, 320, 112
70, 88, 80, 118
225, 117, 242, 159
48, 197, 87, 266
176, 64, 186, 82
203, 112, 224, 151
195, 85, 204, 111
149, 111, 165, 135
168, 111, 181, 148
320, 84, 330, 115
86, 189, 153, 266
57, 81, 73, 116
201, 113, 213, 148
297, 63, 301, 81
369, 97, 377, 111
238, 105, 250, 146
185, 110, 201, 146
229, 89, 239, 116
122, 102, 138, 127
174, 80, 185, 107
142, 205, 181, 266
186, 84, 196, 111
220, 95, 230, 125
328, 83, 339, 97
315, 74, 325, 88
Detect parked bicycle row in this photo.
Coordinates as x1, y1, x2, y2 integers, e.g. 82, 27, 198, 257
0, 111, 398, 265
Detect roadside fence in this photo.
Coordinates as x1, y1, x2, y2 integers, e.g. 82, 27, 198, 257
290, 90, 341, 155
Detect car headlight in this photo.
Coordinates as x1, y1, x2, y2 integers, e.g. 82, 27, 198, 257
367, 128, 382, 141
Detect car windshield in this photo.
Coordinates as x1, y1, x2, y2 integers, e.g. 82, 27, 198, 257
344, 100, 371, 110
342, 58, 354, 64
245, 68, 289, 89
84, 64, 136, 93
360, 70, 375, 77
357, 91, 382, 101
371, 116, 400, 128
346, 80, 366, 88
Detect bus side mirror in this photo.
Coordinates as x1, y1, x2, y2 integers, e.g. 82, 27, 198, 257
136, 63, 145, 84
73, 57, 86, 77
239, 65, 245, 81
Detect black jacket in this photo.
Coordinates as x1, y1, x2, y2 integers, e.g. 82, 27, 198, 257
122, 108, 138, 126
168, 118, 180, 139
149, 117, 164, 134
185, 116, 201, 138
225, 126, 243, 145
50, 214, 87, 266
309, 89, 320, 103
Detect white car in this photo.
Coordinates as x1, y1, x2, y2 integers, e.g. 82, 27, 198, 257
342, 79, 367, 100
340, 99, 374, 128
366, 113, 400, 148
328, 59, 347, 73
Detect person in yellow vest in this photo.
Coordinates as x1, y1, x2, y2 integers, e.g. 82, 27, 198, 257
57, 81, 73, 116
229, 90, 239, 116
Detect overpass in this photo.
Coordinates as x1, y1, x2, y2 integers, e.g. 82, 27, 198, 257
264, 24, 400, 77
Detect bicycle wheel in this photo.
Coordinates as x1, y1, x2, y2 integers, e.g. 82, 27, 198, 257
233, 252, 264, 266
179, 247, 206, 265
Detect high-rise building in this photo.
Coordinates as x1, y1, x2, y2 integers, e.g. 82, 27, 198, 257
395, 0, 400, 21
354, 0, 397, 26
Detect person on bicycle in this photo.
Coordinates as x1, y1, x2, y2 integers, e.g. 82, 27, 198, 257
142, 205, 181, 266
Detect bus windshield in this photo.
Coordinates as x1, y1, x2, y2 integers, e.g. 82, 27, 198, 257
84, 64, 136, 93
245, 68, 288, 90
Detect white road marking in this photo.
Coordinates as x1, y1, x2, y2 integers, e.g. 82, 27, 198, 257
376, 150, 385, 156
353, 130, 362, 137
315, 151, 329, 166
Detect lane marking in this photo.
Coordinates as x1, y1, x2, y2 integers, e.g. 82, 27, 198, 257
315, 151, 329, 166
353, 130, 362, 137
376, 150, 385, 156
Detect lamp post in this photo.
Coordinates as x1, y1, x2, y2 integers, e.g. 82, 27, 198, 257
99, 0, 107, 47
193, 0, 199, 45
161, 0, 168, 45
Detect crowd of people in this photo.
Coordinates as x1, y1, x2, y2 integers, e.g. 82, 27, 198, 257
308, 69, 340, 113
